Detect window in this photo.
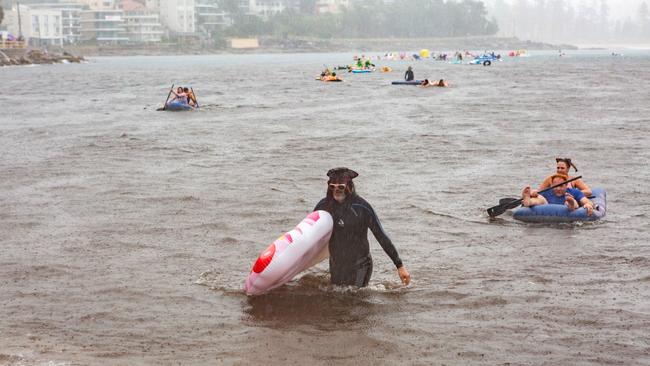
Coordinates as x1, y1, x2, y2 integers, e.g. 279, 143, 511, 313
32, 16, 40, 34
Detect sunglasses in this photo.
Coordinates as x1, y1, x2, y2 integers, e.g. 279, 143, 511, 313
328, 183, 347, 191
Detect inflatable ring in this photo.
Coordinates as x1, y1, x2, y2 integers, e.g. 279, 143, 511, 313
244, 210, 333, 295
483, 60, 492, 66
513, 188, 606, 223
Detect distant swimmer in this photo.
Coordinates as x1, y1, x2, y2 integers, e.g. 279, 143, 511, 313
420, 79, 448, 87
313, 168, 410, 287
405, 66, 414, 81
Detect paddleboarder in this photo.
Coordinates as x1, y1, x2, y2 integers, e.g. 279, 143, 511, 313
405, 66, 414, 81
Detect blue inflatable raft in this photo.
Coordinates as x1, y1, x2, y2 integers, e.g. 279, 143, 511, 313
391, 80, 422, 85
351, 69, 373, 73
469, 55, 500, 66
164, 101, 196, 111
513, 188, 607, 223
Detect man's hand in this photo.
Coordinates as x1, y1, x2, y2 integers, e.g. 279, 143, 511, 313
565, 194, 578, 210
397, 266, 411, 285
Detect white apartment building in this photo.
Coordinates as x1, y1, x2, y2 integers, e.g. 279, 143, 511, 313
195, 0, 230, 35
30, 7, 64, 45
120, 0, 164, 42
29, 2, 84, 44
78, 0, 117, 10
316, 0, 349, 14
248, 0, 297, 18
158, 0, 195, 34
80, 9, 129, 43
145, 0, 160, 11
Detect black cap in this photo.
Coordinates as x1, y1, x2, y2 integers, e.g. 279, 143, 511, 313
327, 167, 359, 181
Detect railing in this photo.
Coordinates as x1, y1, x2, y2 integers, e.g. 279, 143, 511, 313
0, 40, 28, 49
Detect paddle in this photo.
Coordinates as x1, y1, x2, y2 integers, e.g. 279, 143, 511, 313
161, 83, 174, 111
499, 197, 521, 209
487, 175, 582, 218
190, 87, 199, 108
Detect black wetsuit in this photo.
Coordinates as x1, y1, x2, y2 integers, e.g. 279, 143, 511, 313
405, 70, 414, 81
314, 194, 403, 287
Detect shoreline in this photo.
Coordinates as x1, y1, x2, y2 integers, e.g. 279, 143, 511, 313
63, 36, 577, 57
4, 37, 648, 65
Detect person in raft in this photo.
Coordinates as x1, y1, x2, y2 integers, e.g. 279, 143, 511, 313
183, 87, 197, 106
314, 168, 411, 287
321, 72, 341, 82
168, 87, 188, 104
532, 157, 591, 197
522, 174, 594, 216
405, 66, 414, 81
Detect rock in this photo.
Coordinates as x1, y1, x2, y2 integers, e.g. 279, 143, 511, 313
0, 48, 84, 67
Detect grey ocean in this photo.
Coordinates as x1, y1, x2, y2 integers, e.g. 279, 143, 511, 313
1, 51, 650, 365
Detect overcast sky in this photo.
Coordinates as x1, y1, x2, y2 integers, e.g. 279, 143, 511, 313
482, 0, 644, 21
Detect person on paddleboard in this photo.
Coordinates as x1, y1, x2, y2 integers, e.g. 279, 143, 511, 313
405, 66, 414, 81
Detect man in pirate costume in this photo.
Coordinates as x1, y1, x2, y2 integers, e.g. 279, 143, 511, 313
314, 168, 411, 287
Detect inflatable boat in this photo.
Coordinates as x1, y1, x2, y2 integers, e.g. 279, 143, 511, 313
469, 55, 500, 66
164, 101, 196, 111
513, 188, 607, 223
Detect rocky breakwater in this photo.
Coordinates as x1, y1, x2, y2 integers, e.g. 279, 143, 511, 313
0, 49, 84, 66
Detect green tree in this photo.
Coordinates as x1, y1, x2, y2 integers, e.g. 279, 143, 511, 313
0, 6, 4, 26
221, 0, 499, 39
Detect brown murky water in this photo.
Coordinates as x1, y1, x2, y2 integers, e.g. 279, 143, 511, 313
1, 51, 650, 365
